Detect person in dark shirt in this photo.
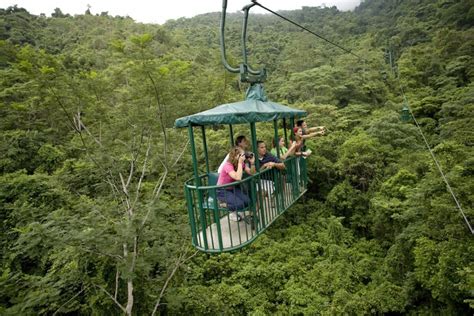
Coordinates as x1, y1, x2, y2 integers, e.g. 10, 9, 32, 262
256, 141, 285, 196
257, 141, 285, 170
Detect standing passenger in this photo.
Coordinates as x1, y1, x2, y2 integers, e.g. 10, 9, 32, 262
271, 136, 297, 160
292, 127, 311, 158
296, 119, 326, 140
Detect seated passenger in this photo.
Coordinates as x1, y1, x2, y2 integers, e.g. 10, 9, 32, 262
218, 135, 249, 174
257, 141, 285, 195
258, 141, 286, 171
271, 136, 297, 160
217, 146, 256, 221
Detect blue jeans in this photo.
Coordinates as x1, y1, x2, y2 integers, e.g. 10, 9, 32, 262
217, 188, 250, 211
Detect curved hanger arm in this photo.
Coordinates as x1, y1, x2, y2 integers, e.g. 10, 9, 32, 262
220, 0, 240, 73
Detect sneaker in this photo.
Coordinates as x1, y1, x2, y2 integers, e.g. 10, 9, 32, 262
229, 212, 241, 222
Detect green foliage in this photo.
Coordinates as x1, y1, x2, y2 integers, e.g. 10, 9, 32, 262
336, 132, 387, 190
0, 1, 473, 314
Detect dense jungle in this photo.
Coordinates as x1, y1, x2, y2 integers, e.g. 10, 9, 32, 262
0, 0, 473, 314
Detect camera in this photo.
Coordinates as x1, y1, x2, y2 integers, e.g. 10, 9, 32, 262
244, 152, 254, 159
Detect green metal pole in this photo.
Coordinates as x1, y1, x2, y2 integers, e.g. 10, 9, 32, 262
188, 125, 208, 250
273, 119, 280, 159
185, 186, 198, 246
229, 124, 234, 147
201, 125, 210, 175
290, 118, 295, 141
283, 118, 288, 151
289, 117, 297, 198
188, 125, 200, 185
250, 122, 258, 171
273, 119, 283, 213
250, 122, 264, 231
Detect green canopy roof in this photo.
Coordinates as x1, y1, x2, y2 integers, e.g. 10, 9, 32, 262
174, 84, 307, 128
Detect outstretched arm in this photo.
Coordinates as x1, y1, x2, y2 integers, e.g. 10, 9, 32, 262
307, 126, 325, 133
301, 130, 325, 139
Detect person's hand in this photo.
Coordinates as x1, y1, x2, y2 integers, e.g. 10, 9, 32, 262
238, 153, 246, 164
262, 162, 273, 170
248, 155, 255, 165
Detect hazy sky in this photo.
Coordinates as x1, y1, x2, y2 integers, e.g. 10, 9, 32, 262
1, 0, 361, 24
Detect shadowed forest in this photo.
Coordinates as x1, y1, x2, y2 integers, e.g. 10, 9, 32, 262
0, 0, 473, 314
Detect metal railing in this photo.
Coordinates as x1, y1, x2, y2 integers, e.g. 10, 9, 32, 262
184, 156, 307, 252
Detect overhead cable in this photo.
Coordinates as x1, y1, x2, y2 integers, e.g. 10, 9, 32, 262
397, 81, 473, 235
251, 0, 364, 61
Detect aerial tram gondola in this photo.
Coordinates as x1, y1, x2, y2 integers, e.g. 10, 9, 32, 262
174, 0, 309, 253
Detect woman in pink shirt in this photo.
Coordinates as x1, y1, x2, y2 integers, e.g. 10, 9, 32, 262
217, 146, 255, 221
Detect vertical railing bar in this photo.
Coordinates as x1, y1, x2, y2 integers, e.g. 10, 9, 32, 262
205, 189, 216, 250
186, 186, 198, 246
250, 175, 259, 234
248, 175, 258, 232
191, 189, 202, 247
283, 170, 287, 211
250, 121, 263, 232
224, 189, 234, 248
234, 186, 243, 246
257, 176, 265, 229
212, 187, 223, 251
292, 157, 298, 199
264, 170, 270, 224
273, 169, 278, 219
238, 186, 245, 247
274, 166, 282, 216
242, 183, 250, 242
201, 126, 210, 175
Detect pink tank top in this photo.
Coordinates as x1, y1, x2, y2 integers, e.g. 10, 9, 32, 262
217, 162, 245, 186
